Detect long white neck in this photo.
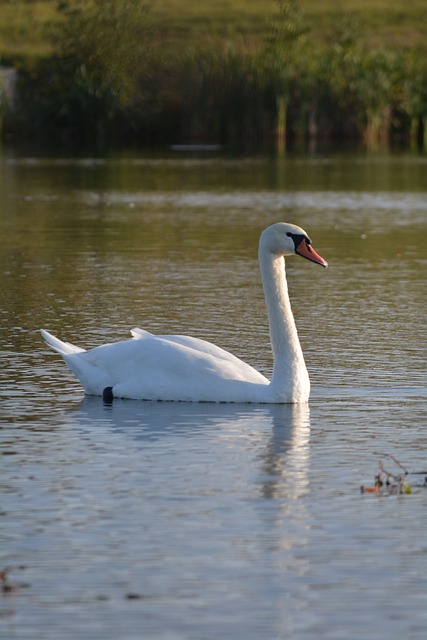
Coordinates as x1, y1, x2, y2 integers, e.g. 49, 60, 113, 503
258, 245, 310, 402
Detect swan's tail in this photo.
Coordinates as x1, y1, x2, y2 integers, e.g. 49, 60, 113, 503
40, 329, 85, 356
41, 329, 112, 395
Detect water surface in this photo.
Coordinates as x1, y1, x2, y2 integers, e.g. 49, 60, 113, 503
1, 151, 426, 639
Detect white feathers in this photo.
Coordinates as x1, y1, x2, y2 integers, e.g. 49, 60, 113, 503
41, 223, 326, 403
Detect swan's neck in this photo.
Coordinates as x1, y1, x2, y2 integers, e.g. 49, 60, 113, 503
259, 248, 310, 402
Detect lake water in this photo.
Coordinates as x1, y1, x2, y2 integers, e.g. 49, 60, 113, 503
1, 150, 426, 639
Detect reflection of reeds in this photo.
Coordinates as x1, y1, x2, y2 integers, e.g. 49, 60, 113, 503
4, 1, 427, 150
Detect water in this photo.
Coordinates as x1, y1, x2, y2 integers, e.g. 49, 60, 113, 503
1, 150, 426, 639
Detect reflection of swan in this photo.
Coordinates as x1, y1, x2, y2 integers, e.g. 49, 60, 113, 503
75, 397, 311, 499
259, 402, 311, 499
76, 395, 308, 443
41, 223, 327, 403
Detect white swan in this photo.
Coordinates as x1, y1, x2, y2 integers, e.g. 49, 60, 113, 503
41, 222, 327, 403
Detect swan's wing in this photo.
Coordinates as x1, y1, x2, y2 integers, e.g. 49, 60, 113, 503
131, 327, 254, 369
130, 327, 154, 339
72, 334, 268, 399
42, 328, 270, 400
115, 335, 269, 401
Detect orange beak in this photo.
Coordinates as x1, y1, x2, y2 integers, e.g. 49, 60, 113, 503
296, 242, 328, 268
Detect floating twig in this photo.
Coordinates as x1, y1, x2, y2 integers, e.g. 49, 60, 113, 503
361, 452, 427, 496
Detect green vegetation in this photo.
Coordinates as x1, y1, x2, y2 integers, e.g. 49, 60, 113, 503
1, 0, 427, 149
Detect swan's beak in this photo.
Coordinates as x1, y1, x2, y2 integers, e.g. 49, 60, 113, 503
296, 242, 328, 268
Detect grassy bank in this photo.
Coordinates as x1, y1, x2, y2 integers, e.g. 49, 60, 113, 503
1, 0, 426, 59
1, 0, 427, 149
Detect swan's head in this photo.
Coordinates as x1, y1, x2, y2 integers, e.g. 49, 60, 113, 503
260, 222, 328, 268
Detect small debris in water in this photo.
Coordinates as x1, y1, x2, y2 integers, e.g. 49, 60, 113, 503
1, 569, 17, 594
361, 452, 427, 496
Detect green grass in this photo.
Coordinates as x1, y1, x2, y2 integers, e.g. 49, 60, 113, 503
1, 0, 426, 62
155, 0, 427, 50
0, 1, 57, 60
304, 0, 427, 43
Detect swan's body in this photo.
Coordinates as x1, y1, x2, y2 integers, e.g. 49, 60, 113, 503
41, 223, 327, 403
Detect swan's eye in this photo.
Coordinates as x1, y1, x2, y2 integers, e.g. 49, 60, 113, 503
286, 232, 305, 250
